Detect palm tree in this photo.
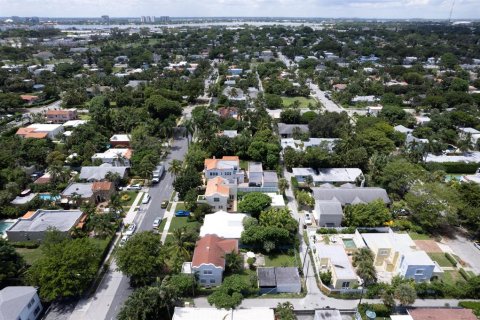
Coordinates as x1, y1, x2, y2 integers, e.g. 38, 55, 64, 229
183, 119, 195, 145
168, 160, 183, 182
105, 171, 122, 187
224, 250, 243, 274
304, 175, 314, 188
168, 227, 195, 260
109, 194, 125, 216
88, 213, 115, 239
352, 247, 375, 267
352, 248, 377, 286
278, 178, 289, 195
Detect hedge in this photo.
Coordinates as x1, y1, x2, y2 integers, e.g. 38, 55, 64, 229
425, 162, 479, 174
445, 253, 457, 267
459, 268, 470, 281
290, 176, 299, 190
10, 241, 40, 249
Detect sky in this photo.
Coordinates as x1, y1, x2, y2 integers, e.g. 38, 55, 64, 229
1, 0, 479, 19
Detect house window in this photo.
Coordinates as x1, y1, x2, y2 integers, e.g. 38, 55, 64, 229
213, 198, 220, 202
34, 306, 41, 316
203, 270, 213, 275
342, 282, 350, 288
27, 298, 34, 308
219, 206, 223, 209
210, 279, 216, 284
200, 279, 206, 284
225, 172, 231, 176
415, 269, 424, 275
379, 249, 389, 256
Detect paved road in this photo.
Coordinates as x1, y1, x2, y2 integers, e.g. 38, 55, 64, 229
443, 234, 480, 274
103, 130, 189, 320
308, 83, 345, 113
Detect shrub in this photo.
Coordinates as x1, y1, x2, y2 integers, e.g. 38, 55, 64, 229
425, 162, 479, 174
317, 228, 338, 234
290, 177, 299, 190
320, 271, 332, 286
445, 253, 457, 267
10, 241, 40, 248
459, 268, 470, 281
120, 194, 131, 202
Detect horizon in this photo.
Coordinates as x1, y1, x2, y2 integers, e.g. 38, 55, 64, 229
1, 0, 479, 20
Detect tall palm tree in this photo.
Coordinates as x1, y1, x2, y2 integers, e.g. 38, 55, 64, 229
278, 178, 289, 195
183, 119, 195, 145
168, 160, 183, 182
105, 171, 122, 187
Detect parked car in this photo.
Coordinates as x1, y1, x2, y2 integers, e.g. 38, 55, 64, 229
304, 213, 312, 225
142, 194, 151, 204
153, 217, 161, 229
125, 223, 136, 236
175, 210, 190, 217
119, 235, 130, 247
126, 184, 142, 190
161, 200, 169, 209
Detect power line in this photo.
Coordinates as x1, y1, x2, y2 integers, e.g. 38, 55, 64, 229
448, 0, 456, 23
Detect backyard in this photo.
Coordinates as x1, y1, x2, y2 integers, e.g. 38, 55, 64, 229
428, 252, 456, 267
264, 250, 301, 268
281, 96, 315, 108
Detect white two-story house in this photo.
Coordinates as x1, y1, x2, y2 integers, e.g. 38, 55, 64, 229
204, 156, 244, 184
183, 234, 238, 287
0, 286, 43, 320
198, 176, 237, 211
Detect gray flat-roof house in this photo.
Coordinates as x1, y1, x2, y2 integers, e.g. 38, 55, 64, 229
315, 200, 344, 227
292, 167, 364, 186
312, 186, 390, 206
314, 309, 343, 320
237, 162, 278, 193
6, 209, 85, 242
79, 164, 129, 181
278, 123, 309, 138
257, 267, 301, 294
0, 286, 42, 320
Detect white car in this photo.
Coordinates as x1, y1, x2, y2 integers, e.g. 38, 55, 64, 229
304, 213, 312, 225
119, 235, 130, 247
153, 217, 161, 229
125, 223, 136, 236
126, 184, 142, 191
142, 194, 151, 204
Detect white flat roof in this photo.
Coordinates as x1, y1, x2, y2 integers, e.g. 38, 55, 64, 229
173, 307, 274, 320
315, 243, 357, 279
426, 152, 480, 163
266, 193, 285, 207
28, 123, 62, 132
200, 211, 248, 239
92, 148, 130, 159
63, 120, 87, 127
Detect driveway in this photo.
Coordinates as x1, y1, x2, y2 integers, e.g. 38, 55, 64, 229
443, 234, 480, 273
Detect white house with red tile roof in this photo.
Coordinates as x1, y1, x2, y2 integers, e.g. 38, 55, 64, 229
198, 176, 236, 211
186, 234, 238, 287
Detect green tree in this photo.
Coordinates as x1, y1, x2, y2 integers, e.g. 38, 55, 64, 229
378, 158, 427, 198
352, 248, 377, 286
259, 207, 298, 236
207, 275, 252, 309
344, 200, 391, 227
225, 250, 243, 274
115, 231, 165, 286
394, 283, 417, 306
0, 239, 25, 284
278, 178, 289, 195
274, 302, 296, 320
27, 237, 102, 301
168, 159, 183, 181
238, 192, 272, 217
173, 167, 202, 200
146, 95, 182, 121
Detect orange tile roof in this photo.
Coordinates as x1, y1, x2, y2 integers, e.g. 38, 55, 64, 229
24, 132, 48, 139
16, 127, 36, 135
46, 109, 73, 115
92, 181, 113, 191
124, 149, 133, 160
20, 95, 39, 101
21, 211, 36, 219
205, 176, 229, 196
192, 234, 238, 268
204, 156, 239, 170
409, 308, 477, 320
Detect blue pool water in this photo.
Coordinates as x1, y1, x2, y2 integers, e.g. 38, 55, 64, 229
39, 194, 60, 201
0, 221, 13, 235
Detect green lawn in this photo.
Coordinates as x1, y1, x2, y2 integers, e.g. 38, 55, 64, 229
240, 160, 248, 170
15, 247, 44, 265
157, 218, 167, 232
120, 191, 139, 206
265, 251, 299, 267
408, 232, 432, 240
79, 114, 91, 120
175, 202, 186, 212
168, 217, 200, 233
442, 270, 466, 285
428, 253, 455, 267
281, 96, 315, 108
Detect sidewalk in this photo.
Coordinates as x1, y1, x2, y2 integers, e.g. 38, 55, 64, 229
123, 191, 144, 225
161, 202, 177, 244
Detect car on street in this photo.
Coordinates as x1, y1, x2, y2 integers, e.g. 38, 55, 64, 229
161, 200, 169, 209
126, 184, 142, 190
153, 217, 162, 229
125, 223, 136, 236
142, 194, 151, 204
304, 213, 312, 225
119, 235, 130, 247
175, 210, 190, 217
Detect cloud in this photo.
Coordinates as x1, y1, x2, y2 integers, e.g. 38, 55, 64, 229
0, 0, 478, 18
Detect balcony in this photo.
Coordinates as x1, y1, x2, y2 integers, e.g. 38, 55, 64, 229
197, 195, 207, 203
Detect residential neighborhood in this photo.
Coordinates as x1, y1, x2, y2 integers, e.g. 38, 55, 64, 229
1, 13, 480, 320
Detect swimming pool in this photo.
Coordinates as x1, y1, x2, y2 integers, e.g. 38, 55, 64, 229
38, 193, 60, 201
0, 221, 14, 235
342, 238, 356, 249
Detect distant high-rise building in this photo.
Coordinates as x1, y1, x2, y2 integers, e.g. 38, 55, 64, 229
26, 17, 40, 24
101, 15, 110, 23
140, 16, 146, 23
140, 16, 155, 23
159, 16, 170, 23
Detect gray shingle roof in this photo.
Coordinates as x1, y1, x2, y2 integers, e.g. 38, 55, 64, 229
274, 267, 300, 286
79, 165, 128, 181
312, 187, 390, 205
257, 268, 276, 287
0, 286, 37, 320
62, 183, 93, 198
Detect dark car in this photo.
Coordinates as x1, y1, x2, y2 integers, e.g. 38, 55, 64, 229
175, 210, 191, 217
